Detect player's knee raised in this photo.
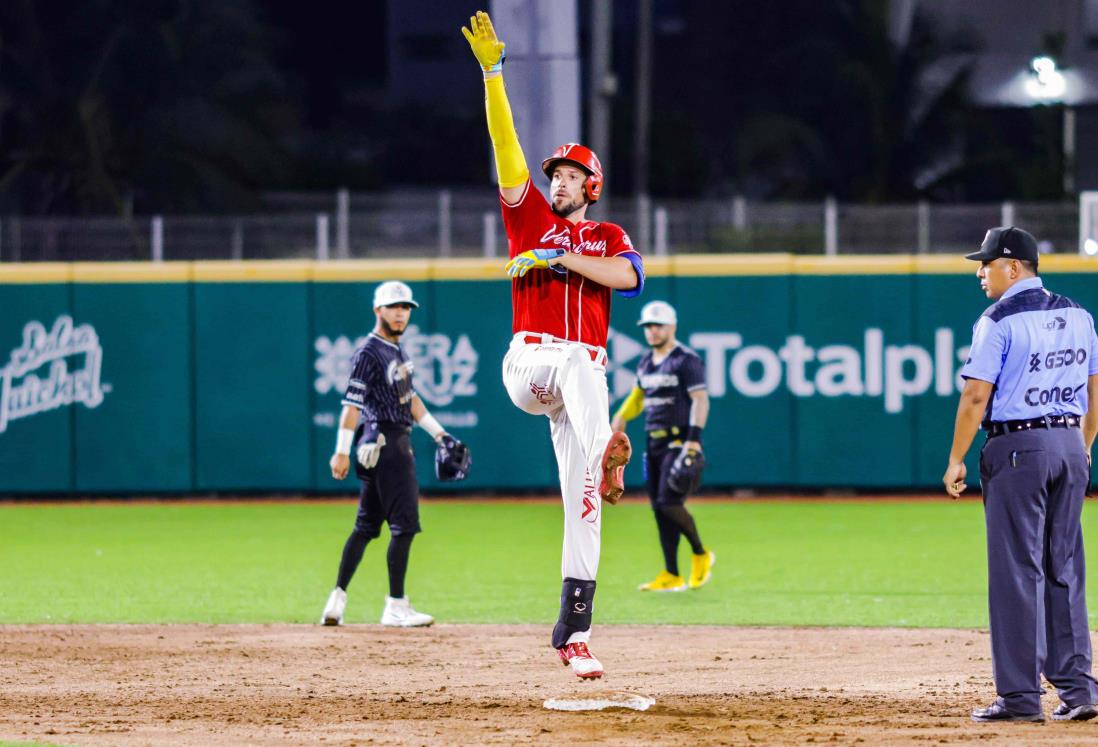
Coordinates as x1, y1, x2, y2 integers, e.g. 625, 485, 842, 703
561, 344, 592, 370
507, 377, 557, 415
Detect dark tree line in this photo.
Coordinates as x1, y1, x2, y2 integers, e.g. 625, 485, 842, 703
0, 0, 291, 214
0, 0, 1069, 215
619, 0, 977, 201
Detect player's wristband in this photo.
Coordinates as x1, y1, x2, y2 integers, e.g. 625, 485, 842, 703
686, 425, 703, 443
483, 50, 506, 75
335, 428, 354, 456
418, 412, 446, 441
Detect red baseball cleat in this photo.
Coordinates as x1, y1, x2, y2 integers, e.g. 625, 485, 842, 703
557, 642, 604, 679
598, 432, 631, 504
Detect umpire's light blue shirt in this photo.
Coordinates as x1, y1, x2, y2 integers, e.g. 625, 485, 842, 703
960, 276, 1098, 422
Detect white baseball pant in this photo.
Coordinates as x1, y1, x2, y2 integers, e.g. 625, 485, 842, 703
502, 332, 613, 615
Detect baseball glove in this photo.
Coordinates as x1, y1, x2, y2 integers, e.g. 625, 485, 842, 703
668, 447, 705, 495
435, 434, 471, 482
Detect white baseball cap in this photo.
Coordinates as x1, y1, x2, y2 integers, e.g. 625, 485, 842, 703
373, 280, 419, 309
637, 300, 677, 326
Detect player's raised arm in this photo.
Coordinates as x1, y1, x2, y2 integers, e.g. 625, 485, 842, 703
462, 11, 529, 204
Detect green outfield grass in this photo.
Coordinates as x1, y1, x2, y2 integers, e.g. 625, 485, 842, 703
2, 498, 1096, 628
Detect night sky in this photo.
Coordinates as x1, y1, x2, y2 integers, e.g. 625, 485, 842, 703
261, 1, 388, 130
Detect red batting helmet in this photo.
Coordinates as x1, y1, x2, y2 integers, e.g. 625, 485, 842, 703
541, 143, 604, 202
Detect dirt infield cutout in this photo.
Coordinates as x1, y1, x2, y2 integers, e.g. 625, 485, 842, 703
2, 624, 1095, 745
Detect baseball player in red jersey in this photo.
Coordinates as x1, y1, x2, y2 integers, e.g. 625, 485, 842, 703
463, 11, 644, 680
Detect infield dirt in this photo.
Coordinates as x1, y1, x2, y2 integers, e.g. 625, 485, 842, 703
1, 624, 1095, 746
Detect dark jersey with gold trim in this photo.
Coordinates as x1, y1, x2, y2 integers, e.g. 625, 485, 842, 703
342, 333, 415, 426
633, 343, 706, 431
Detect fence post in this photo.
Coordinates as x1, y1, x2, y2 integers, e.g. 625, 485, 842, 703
439, 189, 452, 257
231, 220, 244, 260
917, 200, 929, 254
336, 188, 350, 259
732, 195, 747, 230
824, 196, 838, 256
316, 214, 330, 260
1064, 107, 1076, 196
151, 215, 164, 262
654, 206, 669, 256
1079, 191, 1098, 255
10, 217, 19, 262
482, 211, 497, 257
1001, 201, 1015, 228
636, 194, 652, 254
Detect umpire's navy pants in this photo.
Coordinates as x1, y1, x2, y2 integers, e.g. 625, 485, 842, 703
980, 426, 1098, 713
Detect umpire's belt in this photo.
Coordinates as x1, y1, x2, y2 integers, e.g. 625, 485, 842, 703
983, 414, 1081, 439
518, 332, 607, 365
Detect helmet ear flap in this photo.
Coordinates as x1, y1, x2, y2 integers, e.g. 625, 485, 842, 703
584, 174, 602, 203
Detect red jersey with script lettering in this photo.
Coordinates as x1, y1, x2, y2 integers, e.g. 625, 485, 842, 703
500, 179, 643, 348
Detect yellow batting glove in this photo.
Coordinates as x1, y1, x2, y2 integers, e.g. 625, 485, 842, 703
461, 10, 506, 71
505, 249, 566, 278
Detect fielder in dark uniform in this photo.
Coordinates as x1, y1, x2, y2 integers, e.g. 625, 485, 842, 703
943, 227, 1098, 722
612, 300, 714, 591
321, 280, 465, 628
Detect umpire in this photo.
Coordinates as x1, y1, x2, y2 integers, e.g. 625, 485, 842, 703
943, 227, 1098, 723
320, 281, 470, 628
612, 300, 714, 591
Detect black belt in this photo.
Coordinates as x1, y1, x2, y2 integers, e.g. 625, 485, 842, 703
647, 426, 685, 441
983, 415, 1081, 439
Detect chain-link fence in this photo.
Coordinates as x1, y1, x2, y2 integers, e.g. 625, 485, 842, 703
0, 189, 1089, 261
0, 217, 152, 262
159, 215, 322, 260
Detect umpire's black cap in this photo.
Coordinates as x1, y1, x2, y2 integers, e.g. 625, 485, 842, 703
965, 226, 1039, 265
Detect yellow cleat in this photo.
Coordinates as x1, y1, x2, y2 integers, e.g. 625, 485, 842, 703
638, 570, 686, 592
688, 550, 715, 590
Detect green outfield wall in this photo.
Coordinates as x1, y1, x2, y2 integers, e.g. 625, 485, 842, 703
2, 255, 1097, 495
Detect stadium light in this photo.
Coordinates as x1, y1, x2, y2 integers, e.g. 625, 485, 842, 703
1025, 56, 1066, 101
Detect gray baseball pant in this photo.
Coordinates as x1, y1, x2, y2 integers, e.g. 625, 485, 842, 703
981, 426, 1098, 713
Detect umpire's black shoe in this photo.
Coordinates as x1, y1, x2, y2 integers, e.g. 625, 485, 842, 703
971, 699, 1044, 723
1052, 702, 1098, 721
